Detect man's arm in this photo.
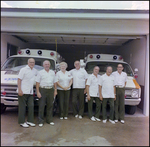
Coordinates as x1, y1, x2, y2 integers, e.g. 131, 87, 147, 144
36, 82, 41, 98
124, 82, 127, 87
84, 79, 87, 94
54, 82, 57, 97
86, 85, 91, 101
114, 86, 116, 101
99, 85, 103, 101
17, 78, 23, 96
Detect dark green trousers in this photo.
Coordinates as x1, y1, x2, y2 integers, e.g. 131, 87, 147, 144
38, 88, 54, 124
102, 98, 114, 120
18, 94, 34, 124
72, 89, 84, 116
57, 90, 70, 117
114, 87, 125, 120
88, 97, 101, 119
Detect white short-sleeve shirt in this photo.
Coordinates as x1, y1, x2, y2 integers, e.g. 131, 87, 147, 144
112, 71, 127, 87
69, 68, 88, 89
55, 70, 73, 90
17, 65, 38, 94
86, 74, 101, 97
35, 69, 56, 87
99, 73, 115, 98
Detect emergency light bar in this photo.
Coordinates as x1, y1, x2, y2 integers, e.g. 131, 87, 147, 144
87, 54, 123, 61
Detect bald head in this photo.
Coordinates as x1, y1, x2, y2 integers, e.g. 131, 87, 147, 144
74, 60, 80, 70
43, 60, 50, 66
43, 60, 50, 71
106, 66, 112, 76
27, 58, 35, 69
93, 66, 100, 76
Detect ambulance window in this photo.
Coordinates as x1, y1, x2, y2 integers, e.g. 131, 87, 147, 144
1, 57, 55, 71
85, 61, 133, 76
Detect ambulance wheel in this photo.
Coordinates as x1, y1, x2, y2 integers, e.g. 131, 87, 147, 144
1, 104, 6, 114
53, 97, 58, 116
125, 105, 136, 115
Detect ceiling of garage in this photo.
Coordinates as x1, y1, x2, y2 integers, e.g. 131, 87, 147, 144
11, 34, 138, 46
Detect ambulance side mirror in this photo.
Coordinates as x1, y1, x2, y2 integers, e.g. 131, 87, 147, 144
134, 68, 138, 78
55, 63, 60, 72
134, 68, 138, 72
80, 59, 86, 68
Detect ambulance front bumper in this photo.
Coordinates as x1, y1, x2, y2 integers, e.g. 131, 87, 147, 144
1, 97, 18, 106
1, 96, 39, 106
125, 98, 141, 106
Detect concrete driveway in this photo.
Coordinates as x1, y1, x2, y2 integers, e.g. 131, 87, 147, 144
1, 107, 149, 146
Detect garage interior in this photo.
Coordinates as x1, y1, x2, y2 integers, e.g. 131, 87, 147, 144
1, 32, 147, 111
1, 7, 149, 146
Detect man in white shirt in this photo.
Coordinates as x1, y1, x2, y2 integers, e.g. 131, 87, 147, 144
69, 60, 88, 119
17, 58, 37, 128
86, 66, 101, 122
112, 64, 127, 124
36, 60, 57, 127
99, 66, 116, 124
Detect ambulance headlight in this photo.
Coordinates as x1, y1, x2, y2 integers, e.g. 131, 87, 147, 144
131, 89, 139, 98
26, 49, 30, 55
113, 55, 117, 60
96, 55, 101, 59
37, 50, 42, 55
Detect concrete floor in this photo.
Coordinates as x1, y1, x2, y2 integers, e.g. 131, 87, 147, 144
1, 107, 149, 146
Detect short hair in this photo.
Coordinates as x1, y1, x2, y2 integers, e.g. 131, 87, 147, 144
74, 60, 80, 66
93, 66, 100, 70
106, 66, 112, 71
28, 58, 35, 63
59, 62, 68, 68
117, 64, 123, 68
43, 60, 50, 65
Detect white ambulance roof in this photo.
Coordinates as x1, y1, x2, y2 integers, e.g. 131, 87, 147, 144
16, 49, 63, 61
86, 54, 124, 61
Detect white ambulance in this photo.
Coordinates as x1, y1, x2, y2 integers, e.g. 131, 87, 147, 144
80, 54, 141, 115
1, 48, 64, 114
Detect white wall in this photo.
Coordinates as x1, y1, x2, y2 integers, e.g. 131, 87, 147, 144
1, 34, 39, 64
112, 37, 146, 86
143, 34, 149, 116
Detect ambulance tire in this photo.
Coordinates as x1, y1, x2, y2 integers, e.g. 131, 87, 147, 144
125, 105, 136, 115
53, 96, 58, 116
1, 104, 6, 114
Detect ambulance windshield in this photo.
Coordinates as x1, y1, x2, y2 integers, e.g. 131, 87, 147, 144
1, 57, 55, 71
85, 61, 133, 76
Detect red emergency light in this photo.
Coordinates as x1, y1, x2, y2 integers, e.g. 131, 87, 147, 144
18, 50, 23, 54
119, 56, 123, 60
89, 55, 93, 58
134, 74, 138, 78
50, 52, 54, 56
2, 91, 6, 96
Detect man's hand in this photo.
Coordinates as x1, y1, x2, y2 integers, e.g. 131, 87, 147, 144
18, 89, 23, 96
100, 95, 103, 101
87, 95, 91, 101
114, 95, 116, 101
37, 92, 42, 99
84, 88, 87, 94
